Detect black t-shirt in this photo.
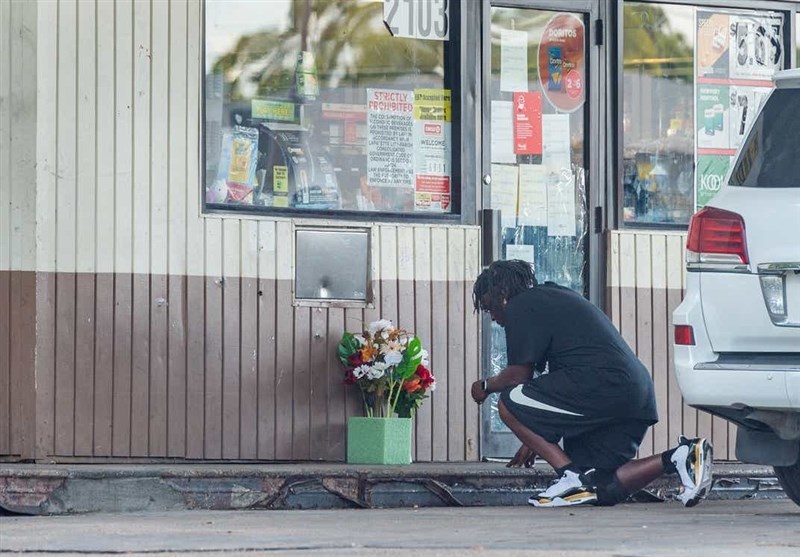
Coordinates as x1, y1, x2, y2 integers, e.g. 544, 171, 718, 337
504, 283, 658, 422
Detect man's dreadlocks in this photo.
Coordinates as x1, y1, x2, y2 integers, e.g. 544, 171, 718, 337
472, 259, 537, 313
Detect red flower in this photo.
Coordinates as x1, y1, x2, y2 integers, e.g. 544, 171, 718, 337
344, 368, 357, 385
416, 365, 435, 389
348, 353, 363, 367
403, 378, 422, 393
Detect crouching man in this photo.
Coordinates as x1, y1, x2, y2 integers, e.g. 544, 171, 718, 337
470, 260, 713, 508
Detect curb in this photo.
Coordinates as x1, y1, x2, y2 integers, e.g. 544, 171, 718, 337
0, 463, 784, 515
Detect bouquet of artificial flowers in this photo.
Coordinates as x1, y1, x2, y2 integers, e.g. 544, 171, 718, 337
337, 320, 435, 418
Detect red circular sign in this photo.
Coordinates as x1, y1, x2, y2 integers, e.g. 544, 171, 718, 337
565, 69, 583, 100
537, 13, 586, 113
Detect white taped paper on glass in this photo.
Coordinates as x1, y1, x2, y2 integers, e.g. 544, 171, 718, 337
500, 29, 529, 93
491, 101, 516, 164
518, 164, 547, 226
490, 163, 519, 227
506, 244, 534, 264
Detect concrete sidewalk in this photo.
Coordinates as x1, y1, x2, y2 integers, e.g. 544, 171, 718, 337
0, 461, 784, 515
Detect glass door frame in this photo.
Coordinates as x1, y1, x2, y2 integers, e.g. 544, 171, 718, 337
479, 0, 608, 459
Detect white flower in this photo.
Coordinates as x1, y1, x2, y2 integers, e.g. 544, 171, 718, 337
384, 351, 403, 366
420, 349, 429, 367
366, 366, 386, 380
368, 319, 393, 335
428, 378, 436, 391
373, 361, 388, 372
380, 340, 402, 354
352, 364, 372, 380
355, 334, 368, 346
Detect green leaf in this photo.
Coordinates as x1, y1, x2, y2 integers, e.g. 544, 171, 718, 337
337, 332, 361, 365
396, 337, 423, 379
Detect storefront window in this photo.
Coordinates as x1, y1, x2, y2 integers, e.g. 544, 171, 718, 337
622, 2, 787, 226
204, 1, 456, 216
622, 3, 694, 226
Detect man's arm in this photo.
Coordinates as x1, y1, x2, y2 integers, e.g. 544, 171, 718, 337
470, 364, 533, 404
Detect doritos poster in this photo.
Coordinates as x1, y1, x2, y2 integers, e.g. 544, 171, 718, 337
537, 13, 585, 113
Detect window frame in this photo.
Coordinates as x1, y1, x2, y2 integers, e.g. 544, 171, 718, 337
614, 0, 799, 231
199, 0, 466, 224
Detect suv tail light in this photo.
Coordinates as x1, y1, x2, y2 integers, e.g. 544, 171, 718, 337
674, 325, 695, 346
686, 207, 749, 271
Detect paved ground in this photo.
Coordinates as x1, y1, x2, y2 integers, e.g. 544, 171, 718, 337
1, 499, 798, 556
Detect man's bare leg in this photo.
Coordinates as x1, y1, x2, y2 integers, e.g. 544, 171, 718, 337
614, 455, 666, 493
498, 399, 571, 470
499, 399, 669, 495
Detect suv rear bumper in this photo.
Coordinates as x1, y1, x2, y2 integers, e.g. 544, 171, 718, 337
673, 285, 798, 410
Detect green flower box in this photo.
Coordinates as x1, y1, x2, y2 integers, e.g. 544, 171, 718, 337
346, 417, 412, 465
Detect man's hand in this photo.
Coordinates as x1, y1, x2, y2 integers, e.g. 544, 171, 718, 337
507, 444, 537, 468
470, 380, 488, 404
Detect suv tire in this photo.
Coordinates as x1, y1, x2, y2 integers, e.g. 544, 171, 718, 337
774, 461, 800, 506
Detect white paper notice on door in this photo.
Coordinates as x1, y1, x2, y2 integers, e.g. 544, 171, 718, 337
500, 29, 528, 92
541, 113, 571, 171
546, 169, 576, 237
490, 163, 519, 227
517, 164, 547, 226
491, 101, 516, 164
505, 244, 534, 264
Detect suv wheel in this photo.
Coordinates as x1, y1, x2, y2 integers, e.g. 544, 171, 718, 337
774, 461, 800, 506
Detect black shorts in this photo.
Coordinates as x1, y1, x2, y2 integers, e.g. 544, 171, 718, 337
499, 379, 651, 470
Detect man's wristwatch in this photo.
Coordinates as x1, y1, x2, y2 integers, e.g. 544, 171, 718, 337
481, 379, 489, 393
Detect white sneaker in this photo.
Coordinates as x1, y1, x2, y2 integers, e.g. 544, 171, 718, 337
528, 469, 597, 507
671, 436, 713, 507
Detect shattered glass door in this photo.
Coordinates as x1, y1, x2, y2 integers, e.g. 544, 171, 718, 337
481, 4, 591, 458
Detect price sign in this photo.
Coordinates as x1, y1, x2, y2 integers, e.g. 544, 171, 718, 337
384, 0, 450, 41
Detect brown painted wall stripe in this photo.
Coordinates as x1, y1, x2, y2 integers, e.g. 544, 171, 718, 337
240, 277, 259, 460
0, 271, 10, 455
8, 272, 36, 457
34, 272, 56, 459
167, 274, 187, 457
185, 275, 205, 459
74, 273, 96, 456
130, 275, 150, 457
256, 278, 277, 460
94, 274, 114, 456
204, 275, 223, 459
54, 273, 76, 456
112, 274, 132, 457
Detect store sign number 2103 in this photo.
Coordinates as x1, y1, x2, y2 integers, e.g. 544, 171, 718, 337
384, 0, 449, 41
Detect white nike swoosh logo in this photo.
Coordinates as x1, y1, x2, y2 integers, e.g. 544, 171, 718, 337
509, 385, 583, 416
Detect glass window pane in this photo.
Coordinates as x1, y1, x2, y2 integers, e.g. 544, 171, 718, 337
623, 3, 789, 225
204, 0, 455, 216
622, 3, 695, 226
730, 89, 800, 188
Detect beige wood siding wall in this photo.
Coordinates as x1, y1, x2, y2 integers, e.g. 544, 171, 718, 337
15, 0, 482, 462
608, 230, 736, 461
0, 0, 37, 458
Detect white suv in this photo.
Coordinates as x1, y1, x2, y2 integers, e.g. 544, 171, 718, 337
673, 69, 800, 506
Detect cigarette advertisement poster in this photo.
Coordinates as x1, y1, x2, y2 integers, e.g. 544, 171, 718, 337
414, 89, 452, 212
695, 155, 729, 211
537, 13, 585, 113
694, 9, 782, 210
513, 92, 543, 155
367, 88, 415, 189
